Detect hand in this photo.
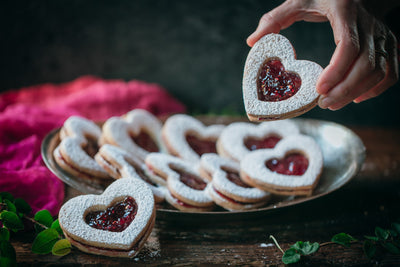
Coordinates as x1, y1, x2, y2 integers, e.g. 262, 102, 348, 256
247, 0, 399, 110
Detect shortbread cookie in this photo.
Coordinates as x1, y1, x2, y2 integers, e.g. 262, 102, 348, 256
161, 114, 225, 163
54, 116, 110, 182
200, 154, 270, 211
59, 178, 156, 258
216, 120, 299, 162
101, 109, 164, 161
243, 33, 323, 121
240, 135, 323, 196
145, 153, 214, 212
95, 144, 166, 203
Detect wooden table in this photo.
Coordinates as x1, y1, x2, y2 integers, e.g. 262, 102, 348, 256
12, 120, 400, 266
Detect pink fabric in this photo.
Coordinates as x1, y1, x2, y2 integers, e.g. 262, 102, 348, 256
0, 76, 186, 216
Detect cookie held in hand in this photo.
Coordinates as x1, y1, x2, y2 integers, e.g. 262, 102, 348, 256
58, 178, 156, 258
243, 33, 323, 121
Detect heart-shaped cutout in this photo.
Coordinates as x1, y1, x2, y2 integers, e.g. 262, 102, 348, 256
162, 114, 225, 163
243, 33, 323, 121
101, 109, 165, 161
58, 178, 155, 257
217, 120, 299, 162
240, 134, 323, 196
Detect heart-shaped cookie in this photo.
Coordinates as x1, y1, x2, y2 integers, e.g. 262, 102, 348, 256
243, 33, 323, 121
161, 114, 225, 163
216, 120, 299, 162
54, 116, 111, 182
58, 178, 155, 258
101, 109, 165, 162
200, 153, 270, 211
240, 134, 323, 196
145, 152, 214, 212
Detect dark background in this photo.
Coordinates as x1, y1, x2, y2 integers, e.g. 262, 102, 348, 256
1, 0, 399, 127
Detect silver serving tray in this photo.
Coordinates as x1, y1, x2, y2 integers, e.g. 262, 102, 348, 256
41, 118, 365, 221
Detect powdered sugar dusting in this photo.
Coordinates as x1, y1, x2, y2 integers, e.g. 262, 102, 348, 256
59, 178, 155, 250
61, 116, 102, 140
241, 134, 323, 188
217, 120, 299, 162
243, 33, 323, 120
162, 114, 225, 163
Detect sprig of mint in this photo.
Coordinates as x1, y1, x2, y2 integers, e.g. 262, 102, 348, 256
269, 222, 400, 264
0, 192, 71, 266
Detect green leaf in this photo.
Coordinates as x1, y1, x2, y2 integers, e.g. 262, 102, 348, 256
31, 228, 59, 254
363, 240, 376, 259
392, 223, 400, 235
3, 200, 16, 214
51, 219, 63, 236
0, 193, 14, 202
282, 248, 301, 264
0, 240, 16, 262
0, 228, 10, 241
13, 198, 31, 215
52, 239, 71, 256
331, 233, 357, 247
0, 257, 17, 267
375, 227, 389, 240
291, 241, 319, 255
34, 210, 53, 228
364, 235, 379, 241
0, 211, 24, 231
382, 242, 400, 255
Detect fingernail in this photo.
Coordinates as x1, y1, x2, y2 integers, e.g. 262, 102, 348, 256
317, 83, 331, 95
318, 97, 332, 109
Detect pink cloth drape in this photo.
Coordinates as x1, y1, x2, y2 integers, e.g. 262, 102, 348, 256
0, 76, 185, 215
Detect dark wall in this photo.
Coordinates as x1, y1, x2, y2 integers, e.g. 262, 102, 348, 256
1, 0, 399, 127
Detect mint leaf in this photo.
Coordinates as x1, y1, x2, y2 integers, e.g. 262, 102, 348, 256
14, 198, 31, 215
4, 200, 16, 214
382, 242, 400, 255
32, 228, 59, 254
364, 235, 379, 241
282, 248, 301, 264
52, 239, 71, 256
0, 240, 16, 264
375, 227, 389, 240
0, 193, 14, 202
0, 211, 24, 231
363, 240, 376, 259
331, 233, 356, 247
51, 219, 63, 236
392, 223, 400, 235
34, 210, 53, 228
291, 241, 319, 255
0, 228, 10, 241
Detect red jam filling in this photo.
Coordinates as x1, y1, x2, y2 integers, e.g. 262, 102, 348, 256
185, 134, 217, 156
83, 137, 100, 158
132, 163, 157, 186
170, 165, 207, 190
244, 136, 281, 151
131, 131, 159, 153
220, 166, 251, 188
85, 196, 138, 232
265, 153, 309, 176
257, 58, 302, 102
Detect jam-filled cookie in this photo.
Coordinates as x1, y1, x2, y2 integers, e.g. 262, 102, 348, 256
145, 152, 214, 212
243, 33, 323, 121
58, 178, 156, 258
216, 120, 299, 162
240, 135, 323, 196
95, 144, 166, 203
161, 114, 225, 163
54, 116, 110, 183
101, 109, 165, 161
200, 153, 270, 211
